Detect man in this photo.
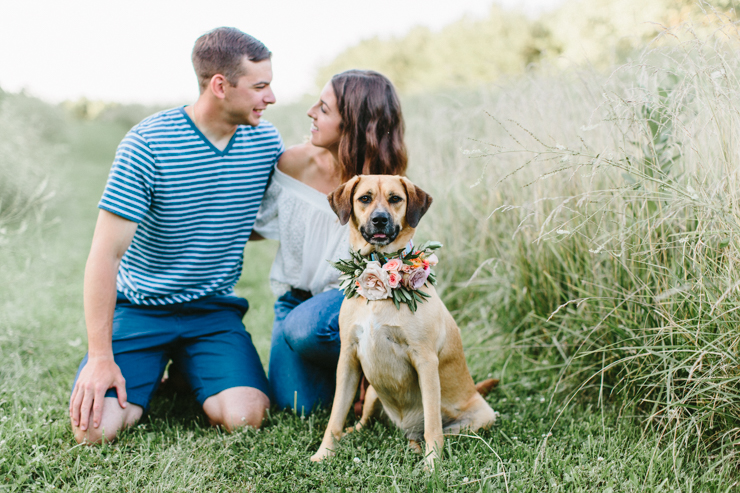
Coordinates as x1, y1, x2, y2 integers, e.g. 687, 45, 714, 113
69, 27, 282, 444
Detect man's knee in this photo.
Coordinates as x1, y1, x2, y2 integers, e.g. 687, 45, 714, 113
71, 398, 143, 445
72, 422, 118, 445
203, 387, 269, 431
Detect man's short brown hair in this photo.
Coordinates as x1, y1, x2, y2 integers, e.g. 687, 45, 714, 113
192, 27, 271, 93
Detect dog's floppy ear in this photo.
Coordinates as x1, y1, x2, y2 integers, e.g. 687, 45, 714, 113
328, 176, 361, 225
400, 177, 433, 228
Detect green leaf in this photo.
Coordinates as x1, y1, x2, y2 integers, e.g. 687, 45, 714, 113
421, 240, 443, 251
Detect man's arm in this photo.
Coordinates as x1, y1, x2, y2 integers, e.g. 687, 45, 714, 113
69, 209, 138, 432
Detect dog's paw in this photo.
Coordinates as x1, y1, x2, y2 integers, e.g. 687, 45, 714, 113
423, 453, 439, 472
310, 448, 334, 462
408, 439, 422, 454
344, 422, 363, 435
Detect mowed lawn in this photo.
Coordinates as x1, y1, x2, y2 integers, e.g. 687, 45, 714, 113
0, 103, 737, 492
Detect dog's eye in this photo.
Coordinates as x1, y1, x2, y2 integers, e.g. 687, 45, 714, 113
358, 195, 372, 204
388, 195, 402, 204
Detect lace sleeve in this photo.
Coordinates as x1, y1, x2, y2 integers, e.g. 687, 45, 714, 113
253, 179, 281, 240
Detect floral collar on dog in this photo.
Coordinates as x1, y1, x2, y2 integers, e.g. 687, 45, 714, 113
332, 240, 442, 313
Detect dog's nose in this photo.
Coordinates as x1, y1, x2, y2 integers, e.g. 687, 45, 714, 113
371, 212, 390, 227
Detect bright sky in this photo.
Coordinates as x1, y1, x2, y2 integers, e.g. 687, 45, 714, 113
1, 0, 565, 106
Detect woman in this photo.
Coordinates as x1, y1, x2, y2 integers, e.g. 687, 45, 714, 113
253, 70, 407, 413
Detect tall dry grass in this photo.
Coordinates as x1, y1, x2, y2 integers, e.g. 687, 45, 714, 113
405, 20, 740, 468
0, 91, 67, 241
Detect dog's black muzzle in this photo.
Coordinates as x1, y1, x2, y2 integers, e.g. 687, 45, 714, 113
360, 210, 400, 245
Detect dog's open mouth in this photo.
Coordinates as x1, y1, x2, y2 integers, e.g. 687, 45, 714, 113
361, 225, 400, 245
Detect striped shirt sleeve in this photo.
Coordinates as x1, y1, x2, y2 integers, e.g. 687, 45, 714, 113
98, 130, 156, 223
253, 177, 281, 240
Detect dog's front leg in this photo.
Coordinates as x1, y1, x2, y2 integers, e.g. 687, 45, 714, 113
414, 353, 443, 470
310, 348, 361, 462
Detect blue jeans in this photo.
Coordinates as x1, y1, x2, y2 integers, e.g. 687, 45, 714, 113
268, 289, 344, 413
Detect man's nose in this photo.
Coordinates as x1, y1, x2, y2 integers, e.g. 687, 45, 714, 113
265, 87, 276, 104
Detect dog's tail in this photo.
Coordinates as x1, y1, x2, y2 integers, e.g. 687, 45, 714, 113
475, 378, 499, 397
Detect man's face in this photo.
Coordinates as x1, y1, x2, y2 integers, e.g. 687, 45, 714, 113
223, 58, 276, 127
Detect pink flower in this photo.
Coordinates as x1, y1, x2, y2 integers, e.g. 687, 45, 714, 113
388, 271, 401, 288
426, 253, 439, 266
401, 263, 415, 273
403, 267, 430, 290
357, 261, 392, 301
383, 258, 403, 273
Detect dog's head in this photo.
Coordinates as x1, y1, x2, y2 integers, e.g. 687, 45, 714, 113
328, 175, 432, 255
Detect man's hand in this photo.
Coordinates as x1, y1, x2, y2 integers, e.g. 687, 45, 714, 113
71, 209, 137, 434
69, 359, 127, 431
69, 357, 127, 431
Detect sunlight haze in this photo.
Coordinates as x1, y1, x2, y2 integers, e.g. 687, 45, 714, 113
1, 0, 565, 105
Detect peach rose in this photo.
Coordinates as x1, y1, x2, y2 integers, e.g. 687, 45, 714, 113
425, 253, 439, 266
387, 271, 401, 288
357, 261, 392, 300
383, 258, 403, 273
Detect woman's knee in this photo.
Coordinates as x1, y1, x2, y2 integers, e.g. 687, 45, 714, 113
282, 299, 341, 354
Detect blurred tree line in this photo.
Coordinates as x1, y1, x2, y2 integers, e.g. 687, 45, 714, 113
316, 0, 738, 93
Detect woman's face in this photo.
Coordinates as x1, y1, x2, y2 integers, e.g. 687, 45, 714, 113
307, 82, 342, 151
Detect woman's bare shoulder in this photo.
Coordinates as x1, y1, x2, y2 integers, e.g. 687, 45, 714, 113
278, 143, 324, 180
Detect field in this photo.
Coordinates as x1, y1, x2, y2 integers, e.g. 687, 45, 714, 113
2, 34, 740, 491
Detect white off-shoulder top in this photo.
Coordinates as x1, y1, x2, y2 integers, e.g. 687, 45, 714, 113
253, 167, 349, 297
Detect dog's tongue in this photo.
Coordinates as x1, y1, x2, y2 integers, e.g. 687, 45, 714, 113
373, 234, 387, 239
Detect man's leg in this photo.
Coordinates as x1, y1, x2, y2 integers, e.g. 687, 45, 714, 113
69, 296, 173, 444
202, 387, 269, 431
71, 398, 143, 444
176, 295, 271, 431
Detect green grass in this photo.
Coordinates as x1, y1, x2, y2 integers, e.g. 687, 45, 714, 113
3, 29, 740, 489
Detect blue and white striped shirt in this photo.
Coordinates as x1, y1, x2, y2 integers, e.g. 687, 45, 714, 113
99, 107, 284, 305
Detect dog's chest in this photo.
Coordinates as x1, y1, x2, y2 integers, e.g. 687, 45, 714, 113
353, 312, 428, 432
355, 313, 411, 373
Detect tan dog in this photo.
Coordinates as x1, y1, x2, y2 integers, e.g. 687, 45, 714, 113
311, 175, 496, 468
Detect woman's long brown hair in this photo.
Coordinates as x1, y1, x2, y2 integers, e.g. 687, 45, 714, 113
330, 70, 408, 182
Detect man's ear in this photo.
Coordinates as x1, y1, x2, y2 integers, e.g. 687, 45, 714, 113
209, 74, 227, 99
400, 177, 433, 228
328, 176, 361, 225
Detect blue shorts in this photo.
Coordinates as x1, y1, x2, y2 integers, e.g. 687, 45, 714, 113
72, 292, 269, 411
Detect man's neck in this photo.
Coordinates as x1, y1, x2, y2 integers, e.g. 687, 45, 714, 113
186, 99, 238, 151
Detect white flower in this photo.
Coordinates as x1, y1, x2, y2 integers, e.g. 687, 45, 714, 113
357, 261, 392, 301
